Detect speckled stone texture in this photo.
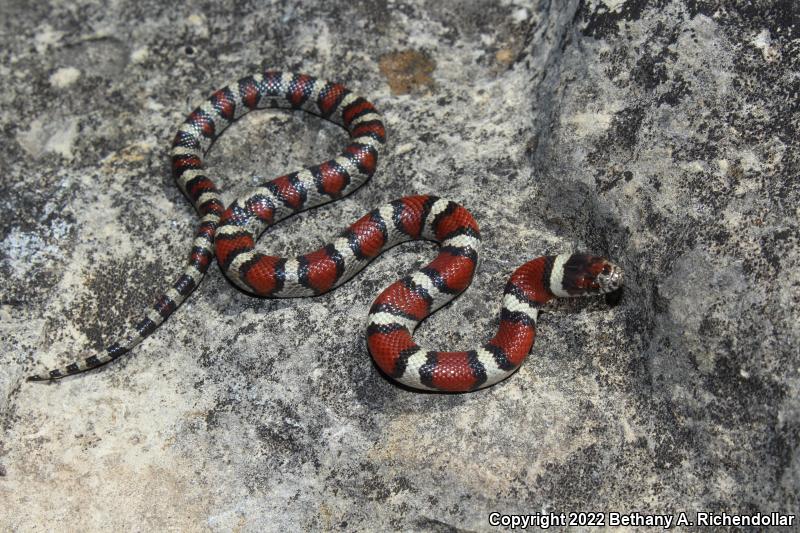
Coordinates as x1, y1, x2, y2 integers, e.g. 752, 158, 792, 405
1, 0, 797, 530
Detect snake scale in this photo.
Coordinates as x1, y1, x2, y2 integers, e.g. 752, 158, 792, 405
30, 71, 623, 391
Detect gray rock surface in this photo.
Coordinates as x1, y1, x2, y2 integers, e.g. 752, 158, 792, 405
1, 0, 798, 530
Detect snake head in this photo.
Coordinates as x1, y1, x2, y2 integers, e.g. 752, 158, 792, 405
558, 254, 624, 296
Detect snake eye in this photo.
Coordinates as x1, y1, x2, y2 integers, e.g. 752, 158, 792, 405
601, 265, 611, 275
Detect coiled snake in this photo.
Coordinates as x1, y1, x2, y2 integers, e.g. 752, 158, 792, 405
30, 71, 623, 391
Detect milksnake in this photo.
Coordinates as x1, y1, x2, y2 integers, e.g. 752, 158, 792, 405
30, 71, 623, 391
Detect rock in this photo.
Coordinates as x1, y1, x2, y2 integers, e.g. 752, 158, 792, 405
1, 0, 796, 529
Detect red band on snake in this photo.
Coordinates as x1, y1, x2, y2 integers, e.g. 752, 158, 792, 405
30, 71, 623, 392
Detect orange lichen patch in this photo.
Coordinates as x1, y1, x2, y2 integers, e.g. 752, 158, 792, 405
379, 50, 436, 95
495, 48, 515, 66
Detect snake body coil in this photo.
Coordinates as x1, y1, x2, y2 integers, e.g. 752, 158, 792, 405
30, 71, 623, 391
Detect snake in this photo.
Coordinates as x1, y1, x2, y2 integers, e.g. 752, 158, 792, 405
29, 71, 623, 391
